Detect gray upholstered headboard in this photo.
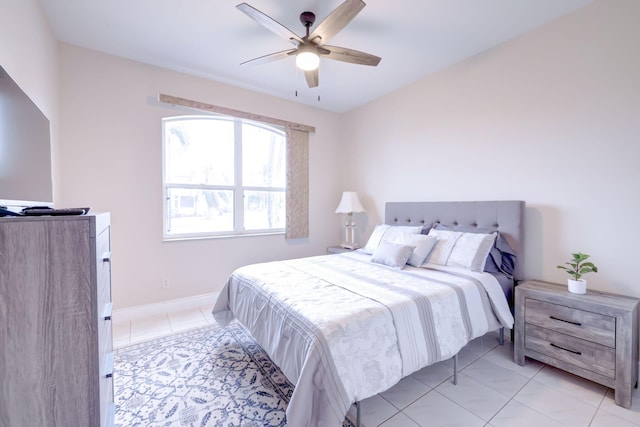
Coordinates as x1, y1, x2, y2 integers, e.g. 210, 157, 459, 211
385, 201, 525, 282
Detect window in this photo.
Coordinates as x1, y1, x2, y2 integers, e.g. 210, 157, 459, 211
162, 115, 286, 239
158, 93, 314, 240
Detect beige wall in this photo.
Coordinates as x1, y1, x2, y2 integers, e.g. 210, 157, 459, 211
58, 45, 345, 308
5, 0, 640, 309
343, 0, 640, 298
0, 0, 60, 200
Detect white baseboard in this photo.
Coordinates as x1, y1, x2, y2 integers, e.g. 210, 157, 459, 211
113, 291, 219, 324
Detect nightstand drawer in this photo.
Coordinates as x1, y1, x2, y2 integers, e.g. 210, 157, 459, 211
525, 323, 615, 378
525, 298, 615, 347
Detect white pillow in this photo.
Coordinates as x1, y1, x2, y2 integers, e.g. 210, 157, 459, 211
386, 233, 437, 267
425, 229, 463, 265
447, 232, 497, 271
361, 224, 391, 254
382, 225, 423, 242
371, 241, 414, 269
361, 224, 422, 254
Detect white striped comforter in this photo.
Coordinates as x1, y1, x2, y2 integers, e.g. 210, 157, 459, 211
213, 251, 514, 427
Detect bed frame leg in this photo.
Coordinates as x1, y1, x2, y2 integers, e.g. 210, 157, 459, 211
498, 327, 505, 346
453, 354, 458, 385
354, 401, 361, 427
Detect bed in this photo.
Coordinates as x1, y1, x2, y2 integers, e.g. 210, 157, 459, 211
213, 200, 525, 427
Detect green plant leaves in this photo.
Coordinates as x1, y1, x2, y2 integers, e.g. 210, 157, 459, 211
556, 253, 598, 280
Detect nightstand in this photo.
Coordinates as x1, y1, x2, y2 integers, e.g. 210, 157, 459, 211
327, 246, 355, 254
514, 280, 639, 408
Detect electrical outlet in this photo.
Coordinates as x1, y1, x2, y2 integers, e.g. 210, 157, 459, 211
162, 279, 169, 289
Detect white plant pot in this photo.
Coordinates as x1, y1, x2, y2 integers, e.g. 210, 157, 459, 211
568, 278, 587, 294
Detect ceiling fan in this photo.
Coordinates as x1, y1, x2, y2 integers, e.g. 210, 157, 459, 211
236, 0, 381, 88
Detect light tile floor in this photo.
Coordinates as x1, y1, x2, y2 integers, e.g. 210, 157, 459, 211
113, 308, 640, 426
112, 305, 214, 349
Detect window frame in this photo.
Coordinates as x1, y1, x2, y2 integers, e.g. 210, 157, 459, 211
162, 114, 287, 240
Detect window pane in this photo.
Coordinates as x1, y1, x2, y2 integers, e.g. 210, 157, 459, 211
244, 190, 285, 230
242, 123, 285, 188
165, 118, 234, 185
166, 188, 234, 234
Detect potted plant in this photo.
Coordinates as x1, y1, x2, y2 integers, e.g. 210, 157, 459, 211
557, 252, 598, 294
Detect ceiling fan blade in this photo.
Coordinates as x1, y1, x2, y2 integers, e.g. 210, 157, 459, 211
308, 0, 365, 45
322, 45, 381, 66
241, 49, 297, 67
304, 69, 319, 88
237, 3, 304, 45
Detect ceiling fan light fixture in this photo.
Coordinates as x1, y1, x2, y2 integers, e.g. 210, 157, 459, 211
296, 51, 320, 71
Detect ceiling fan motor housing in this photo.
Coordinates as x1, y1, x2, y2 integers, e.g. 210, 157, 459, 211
300, 11, 316, 28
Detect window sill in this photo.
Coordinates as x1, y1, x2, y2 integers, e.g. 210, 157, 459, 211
162, 231, 285, 242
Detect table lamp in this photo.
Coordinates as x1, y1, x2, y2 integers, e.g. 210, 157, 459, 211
335, 191, 365, 249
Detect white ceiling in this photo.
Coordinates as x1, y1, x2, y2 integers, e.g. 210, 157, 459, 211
39, 0, 593, 112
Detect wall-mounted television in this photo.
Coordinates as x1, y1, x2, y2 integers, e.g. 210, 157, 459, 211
0, 65, 53, 209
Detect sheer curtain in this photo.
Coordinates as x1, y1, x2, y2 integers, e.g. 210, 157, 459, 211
285, 128, 309, 239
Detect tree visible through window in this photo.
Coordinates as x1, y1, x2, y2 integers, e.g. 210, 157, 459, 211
162, 115, 286, 238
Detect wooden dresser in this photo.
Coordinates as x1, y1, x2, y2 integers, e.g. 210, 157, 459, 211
0, 213, 114, 426
514, 280, 639, 408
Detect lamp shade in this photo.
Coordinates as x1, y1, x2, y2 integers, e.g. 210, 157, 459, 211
335, 191, 365, 214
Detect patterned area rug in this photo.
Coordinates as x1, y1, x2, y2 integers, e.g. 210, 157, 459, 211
114, 322, 356, 427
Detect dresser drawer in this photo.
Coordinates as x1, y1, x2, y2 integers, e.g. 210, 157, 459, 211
98, 311, 113, 371
98, 275, 112, 324
99, 367, 114, 427
96, 226, 112, 312
525, 298, 615, 347
525, 323, 615, 378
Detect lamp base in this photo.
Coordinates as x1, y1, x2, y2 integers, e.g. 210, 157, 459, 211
340, 242, 360, 250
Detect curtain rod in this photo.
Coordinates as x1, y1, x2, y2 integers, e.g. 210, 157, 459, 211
158, 94, 315, 133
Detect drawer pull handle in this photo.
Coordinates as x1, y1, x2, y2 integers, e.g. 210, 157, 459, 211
102, 251, 112, 263
550, 342, 582, 355
104, 352, 114, 379
550, 315, 581, 326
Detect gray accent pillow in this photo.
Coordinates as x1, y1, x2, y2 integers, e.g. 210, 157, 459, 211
371, 241, 414, 269
381, 232, 437, 267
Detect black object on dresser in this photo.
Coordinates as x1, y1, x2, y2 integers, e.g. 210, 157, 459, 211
0, 213, 114, 426
514, 280, 639, 409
